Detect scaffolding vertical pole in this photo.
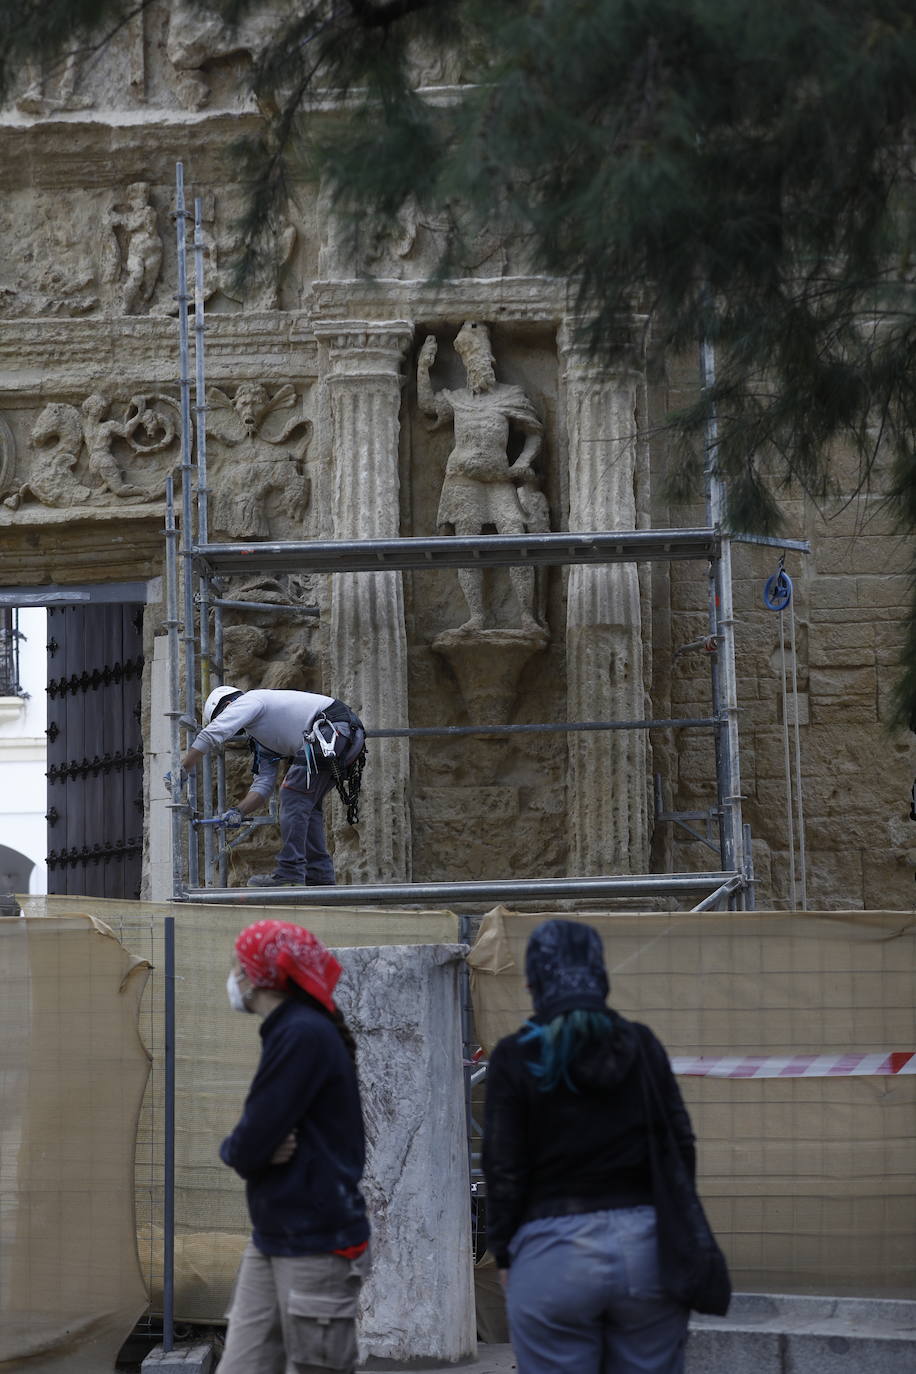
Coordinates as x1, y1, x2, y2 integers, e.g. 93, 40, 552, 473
458, 913, 474, 1179
193, 196, 215, 885
175, 162, 199, 886
165, 478, 185, 899
162, 914, 176, 1353
700, 336, 745, 905
212, 597, 229, 885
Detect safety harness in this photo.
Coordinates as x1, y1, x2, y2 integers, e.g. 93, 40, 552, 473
300, 709, 367, 827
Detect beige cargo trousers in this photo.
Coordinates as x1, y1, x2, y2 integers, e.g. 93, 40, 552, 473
216, 1242, 370, 1374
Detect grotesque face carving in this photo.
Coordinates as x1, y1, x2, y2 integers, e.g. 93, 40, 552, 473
232, 383, 271, 436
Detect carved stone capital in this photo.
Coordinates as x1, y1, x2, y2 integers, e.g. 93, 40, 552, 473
559, 315, 649, 382
316, 320, 414, 383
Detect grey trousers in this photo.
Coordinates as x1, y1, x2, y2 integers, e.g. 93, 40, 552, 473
505, 1207, 688, 1374
216, 1241, 370, 1374
274, 723, 365, 885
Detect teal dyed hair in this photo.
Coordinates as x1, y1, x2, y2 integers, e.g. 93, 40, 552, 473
518, 1008, 615, 1093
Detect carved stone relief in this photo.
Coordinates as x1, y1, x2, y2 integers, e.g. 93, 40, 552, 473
17, 51, 91, 117
166, 0, 279, 110
320, 194, 510, 281
102, 184, 163, 316
162, 194, 299, 316
206, 383, 312, 540
0, 181, 308, 320
7, 7, 146, 115
0, 184, 166, 319
1, 394, 180, 511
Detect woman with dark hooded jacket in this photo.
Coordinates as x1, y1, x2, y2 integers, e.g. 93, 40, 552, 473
482, 918, 693, 1374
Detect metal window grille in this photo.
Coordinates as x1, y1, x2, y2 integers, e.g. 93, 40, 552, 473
0, 608, 22, 697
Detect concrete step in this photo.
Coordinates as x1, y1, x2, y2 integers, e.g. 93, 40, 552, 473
371, 1294, 916, 1373
689, 1292, 916, 1373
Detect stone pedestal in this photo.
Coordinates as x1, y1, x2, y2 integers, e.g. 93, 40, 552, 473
432, 624, 548, 727
562, 325, 650, 874
319, 323, 413, 881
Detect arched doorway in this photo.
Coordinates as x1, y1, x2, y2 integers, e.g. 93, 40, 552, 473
0, 843, 34, 896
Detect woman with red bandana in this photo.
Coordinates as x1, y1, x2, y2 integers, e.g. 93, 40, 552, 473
216, 920, 370, 1374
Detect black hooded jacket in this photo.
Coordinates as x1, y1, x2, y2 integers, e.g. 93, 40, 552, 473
482, 1011, 696, 1268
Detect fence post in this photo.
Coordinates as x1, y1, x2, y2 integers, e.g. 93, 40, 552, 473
163, 915, 176, 1352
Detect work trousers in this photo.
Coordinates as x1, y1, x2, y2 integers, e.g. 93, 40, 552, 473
506, 1207, 688, 1374
274, 718, 364, 886
216, 1241, 369, 1374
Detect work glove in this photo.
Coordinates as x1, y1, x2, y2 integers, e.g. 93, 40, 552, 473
220, 807, 245, 829
163, 767, 188, 796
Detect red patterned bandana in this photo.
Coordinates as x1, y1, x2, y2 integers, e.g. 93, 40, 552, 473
234, 920, 342, 1013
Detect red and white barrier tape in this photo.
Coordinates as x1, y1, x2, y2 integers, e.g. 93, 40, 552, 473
672, 1052, 916, 1079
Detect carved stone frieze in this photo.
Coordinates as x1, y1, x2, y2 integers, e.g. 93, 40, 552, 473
1, 393, 181, 513
0, 180, 308, 322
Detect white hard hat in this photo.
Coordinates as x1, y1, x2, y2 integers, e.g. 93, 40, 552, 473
203, 684, 243, 726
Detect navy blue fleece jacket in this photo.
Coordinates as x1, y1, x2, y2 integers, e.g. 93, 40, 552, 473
220, 998, 369, 1256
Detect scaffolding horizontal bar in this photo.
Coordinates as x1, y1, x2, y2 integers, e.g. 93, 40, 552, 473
208, 597, 320, 616
195, 529, 720, 575
729, 532, 811, 554
178, 871, 743, 907
368, 716, 718, 739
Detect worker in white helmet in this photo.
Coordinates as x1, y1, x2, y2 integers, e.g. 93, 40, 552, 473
171, 685, 366, 888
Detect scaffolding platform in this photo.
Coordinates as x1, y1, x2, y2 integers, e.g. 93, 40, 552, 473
195, 528, 721, 575
178, 871, 744, 908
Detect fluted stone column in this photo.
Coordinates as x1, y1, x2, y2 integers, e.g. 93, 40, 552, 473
318, 323, 413, 882
562, 324, 650, 874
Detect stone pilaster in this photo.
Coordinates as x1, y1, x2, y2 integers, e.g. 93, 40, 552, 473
562, 323, 650, 874
318, 323, 413, 882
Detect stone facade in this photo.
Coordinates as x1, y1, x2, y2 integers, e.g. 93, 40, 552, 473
0, 2, 912, 909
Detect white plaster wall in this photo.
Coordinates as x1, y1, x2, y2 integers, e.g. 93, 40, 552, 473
0, 607, 47, 893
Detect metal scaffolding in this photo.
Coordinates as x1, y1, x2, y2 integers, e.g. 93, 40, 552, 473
164, 161, 753, 914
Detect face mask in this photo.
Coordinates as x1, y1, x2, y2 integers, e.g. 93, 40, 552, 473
227, 969, 252, 1014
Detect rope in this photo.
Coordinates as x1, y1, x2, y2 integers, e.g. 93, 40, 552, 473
765, 556, 807, 911
788, 592, 808, 910
776, 606, 798, 911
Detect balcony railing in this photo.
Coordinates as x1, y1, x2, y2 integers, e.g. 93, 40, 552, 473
0, 610, 23, 697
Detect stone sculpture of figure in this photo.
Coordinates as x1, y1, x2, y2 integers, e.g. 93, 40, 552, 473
418, 321, 546, 631
207, 383, 312, 540
80, 394, 159, 498
102, 183, 163, 315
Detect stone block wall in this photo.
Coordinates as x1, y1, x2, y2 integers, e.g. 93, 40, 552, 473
651, 361, 916, 910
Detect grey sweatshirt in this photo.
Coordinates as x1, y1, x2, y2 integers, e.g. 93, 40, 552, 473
191, 689, 335, 799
